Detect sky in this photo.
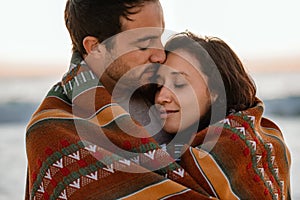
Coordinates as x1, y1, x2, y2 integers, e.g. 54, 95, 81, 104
0, 0, 299, 76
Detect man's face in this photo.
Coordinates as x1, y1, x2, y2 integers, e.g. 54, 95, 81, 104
104, 1, 166, 89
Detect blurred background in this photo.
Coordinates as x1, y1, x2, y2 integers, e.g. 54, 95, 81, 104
0, 0, 299, 199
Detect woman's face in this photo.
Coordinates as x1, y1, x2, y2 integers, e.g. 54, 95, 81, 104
155, 50, 213, 134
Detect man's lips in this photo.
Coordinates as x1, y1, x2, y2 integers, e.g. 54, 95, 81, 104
140, 64, 159, 79
144, 67, 155, 73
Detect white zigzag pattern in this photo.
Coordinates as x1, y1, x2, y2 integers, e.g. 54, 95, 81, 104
256, 155, 262, 164
103, 164, 114, 173
45, 169, 52, 180
258, 168, 265, 178
236, 127, 246, 136
173, 168, 185, 178
53, 158, 63, 168
69, 178, 80, 189
85, 145, 97, 153
37, 182, 45, 193
59, 189, 68, 200
131, 156, 140, 164
68, 151, 80, 160
86, 172, 98, 180
119, 159, 131, 166
248, 140, 257, 151
144, 150, 156, 160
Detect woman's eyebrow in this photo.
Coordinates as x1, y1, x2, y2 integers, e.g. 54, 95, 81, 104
170, 71, 188, 77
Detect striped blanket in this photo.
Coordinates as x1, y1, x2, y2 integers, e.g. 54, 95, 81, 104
25, 54, 291, 200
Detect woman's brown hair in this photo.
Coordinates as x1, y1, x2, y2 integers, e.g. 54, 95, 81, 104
165, 31, 257, 115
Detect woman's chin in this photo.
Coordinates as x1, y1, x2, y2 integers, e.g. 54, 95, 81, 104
163, 126, 180, 135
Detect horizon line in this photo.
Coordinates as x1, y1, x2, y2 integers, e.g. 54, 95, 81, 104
1, 55, 299, 77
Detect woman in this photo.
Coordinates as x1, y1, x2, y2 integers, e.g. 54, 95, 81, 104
154, 31, 291, 199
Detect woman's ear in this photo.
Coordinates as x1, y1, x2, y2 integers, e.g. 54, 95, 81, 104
83, 36, 99, 54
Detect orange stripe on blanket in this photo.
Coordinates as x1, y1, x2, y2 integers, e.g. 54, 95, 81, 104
120, 179, 188, 200
191, 148, 240, 200
89, 105, 129, 127
27, 109, 74, 130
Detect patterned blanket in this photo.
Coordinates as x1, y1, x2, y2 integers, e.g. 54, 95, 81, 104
25, 54, 291, 200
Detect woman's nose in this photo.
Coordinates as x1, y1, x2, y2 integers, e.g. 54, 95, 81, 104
155, 86, 172, 104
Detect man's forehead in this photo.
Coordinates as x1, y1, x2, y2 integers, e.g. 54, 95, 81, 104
101, 27, 164, 56
134, 28, 163, 41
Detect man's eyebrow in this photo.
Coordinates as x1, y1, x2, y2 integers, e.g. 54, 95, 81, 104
133, 35, 159, 43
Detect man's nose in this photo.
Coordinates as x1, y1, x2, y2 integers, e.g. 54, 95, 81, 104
150, 42, 166, 64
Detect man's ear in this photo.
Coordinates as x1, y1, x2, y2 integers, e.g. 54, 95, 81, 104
83, 36, 99, 54
83, 36, 108, 78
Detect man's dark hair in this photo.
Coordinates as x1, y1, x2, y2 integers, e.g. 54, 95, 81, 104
65, 0, 157, 56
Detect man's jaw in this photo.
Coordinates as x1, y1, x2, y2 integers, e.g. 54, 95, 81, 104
141, 63, 160, 77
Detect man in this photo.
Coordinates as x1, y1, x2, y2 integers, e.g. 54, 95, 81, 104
25, 0, 213, 199
67, 0, 168, 136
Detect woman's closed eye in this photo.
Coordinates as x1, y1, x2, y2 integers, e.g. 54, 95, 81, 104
173, 76, 188, 89
174, 83, 186, 88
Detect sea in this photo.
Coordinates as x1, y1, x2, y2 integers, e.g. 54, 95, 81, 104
0, 72, 299, 199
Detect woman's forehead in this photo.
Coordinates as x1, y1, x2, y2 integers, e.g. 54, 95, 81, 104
159, 51, 200, 74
